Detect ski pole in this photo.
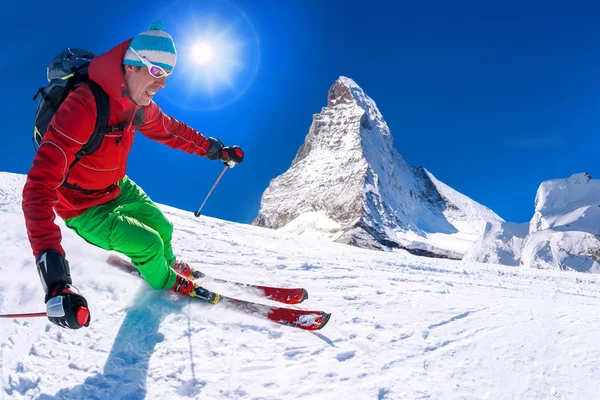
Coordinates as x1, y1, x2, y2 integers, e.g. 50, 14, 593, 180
194, 165, 229, 217
0, 312, 47, 319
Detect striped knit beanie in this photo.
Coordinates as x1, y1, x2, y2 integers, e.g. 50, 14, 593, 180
123, 20, 177, 72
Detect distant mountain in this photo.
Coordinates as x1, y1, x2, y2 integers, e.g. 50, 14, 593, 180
462, 221, 529, 266
466, 173, 600, 272
252, 77, 503, 259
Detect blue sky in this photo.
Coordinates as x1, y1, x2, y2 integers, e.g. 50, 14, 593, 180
3, 0, 599, 224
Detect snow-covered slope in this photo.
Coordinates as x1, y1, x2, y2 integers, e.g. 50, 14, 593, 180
4, 171, 600, 399
466, 173, 600, 272
252, 77, 503, 259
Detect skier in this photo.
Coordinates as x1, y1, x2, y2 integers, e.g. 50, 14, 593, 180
22, 21, 244, 330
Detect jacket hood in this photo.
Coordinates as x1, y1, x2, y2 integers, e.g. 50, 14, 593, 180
88, 39, 135, 107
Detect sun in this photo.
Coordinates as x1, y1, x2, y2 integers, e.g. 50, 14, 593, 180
165, 2, 260, 110
191, 42, 215, 65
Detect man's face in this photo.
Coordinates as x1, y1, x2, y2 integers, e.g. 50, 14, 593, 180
124, 65, 168, 106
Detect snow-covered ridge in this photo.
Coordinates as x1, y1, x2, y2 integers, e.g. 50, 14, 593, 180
463, 220, 529, 266
465, 172, 600, 272
253, 77, 503, 258
530, 172, 599, 233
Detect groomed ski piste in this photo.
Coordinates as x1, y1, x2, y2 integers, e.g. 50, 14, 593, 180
2, 172, 600, 399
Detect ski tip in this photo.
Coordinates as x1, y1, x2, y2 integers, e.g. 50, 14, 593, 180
298, 289, 309, 303
317, 312, 331, 330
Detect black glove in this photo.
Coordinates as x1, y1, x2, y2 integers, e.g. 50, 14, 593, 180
205, 138, 244, 167
45, 284, 91, 329
221, 145, 244, 167
206, 137, 224, 160
36, 250, 90, 329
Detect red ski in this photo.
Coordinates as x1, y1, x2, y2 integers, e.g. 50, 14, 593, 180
106, 255, 330, 331
219, 297, 330, 331
195, 274, 308, 305
106, 255, 308, 304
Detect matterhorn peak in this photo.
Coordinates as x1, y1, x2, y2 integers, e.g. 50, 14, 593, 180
326, 77, 386, 128
253, 77, 502, 258
327, 76, 361, 107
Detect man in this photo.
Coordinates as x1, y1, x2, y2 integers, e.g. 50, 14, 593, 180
22, 21, 244, 330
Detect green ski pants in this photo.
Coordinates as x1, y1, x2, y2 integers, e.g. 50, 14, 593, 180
65, 176, 178, 290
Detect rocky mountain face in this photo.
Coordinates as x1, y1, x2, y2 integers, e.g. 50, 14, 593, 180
465, 173, 600, 272
252, 77, 503, 259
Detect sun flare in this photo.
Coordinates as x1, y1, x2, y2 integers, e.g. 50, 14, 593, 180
191, 42, 215, 65
165, 1, 260, 110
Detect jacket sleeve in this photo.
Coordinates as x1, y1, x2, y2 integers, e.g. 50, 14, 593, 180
22, 86, 96, 258
138, 101, 211, 156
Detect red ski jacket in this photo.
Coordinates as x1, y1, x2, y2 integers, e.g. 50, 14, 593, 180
23, 39, 212, 258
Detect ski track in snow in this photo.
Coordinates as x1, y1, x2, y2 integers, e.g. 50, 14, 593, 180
2, 177, 600, 398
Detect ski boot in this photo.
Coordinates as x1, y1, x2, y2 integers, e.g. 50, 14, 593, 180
170, 274, 220, 304
173, 261, 203, 279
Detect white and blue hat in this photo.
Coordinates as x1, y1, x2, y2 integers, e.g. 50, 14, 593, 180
123, 20, 177, 72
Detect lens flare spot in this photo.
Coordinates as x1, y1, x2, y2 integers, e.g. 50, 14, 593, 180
192, 42, 215, 65
157, 0, 260, 110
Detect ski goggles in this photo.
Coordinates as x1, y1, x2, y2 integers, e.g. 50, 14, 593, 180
129, 48, 172, 79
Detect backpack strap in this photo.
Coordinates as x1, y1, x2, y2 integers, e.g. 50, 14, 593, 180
73, 80, 133, 159
61, 81, 143, 193
78, 80, 112, 158
133, 107, 145, 130
62, 80, 120, 193
62, 81, 109, 178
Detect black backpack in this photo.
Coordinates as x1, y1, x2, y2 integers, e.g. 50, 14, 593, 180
32, 48, 144, 192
